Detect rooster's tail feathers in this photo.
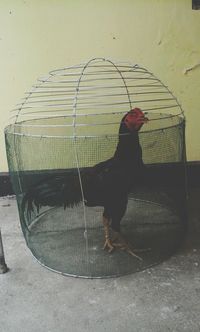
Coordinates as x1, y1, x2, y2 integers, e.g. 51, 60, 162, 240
22, 174, 82, 221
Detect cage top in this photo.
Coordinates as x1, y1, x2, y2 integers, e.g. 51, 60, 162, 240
7, 57, 184, 138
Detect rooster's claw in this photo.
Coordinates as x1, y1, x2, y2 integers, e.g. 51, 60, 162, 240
103, 238, 115, 253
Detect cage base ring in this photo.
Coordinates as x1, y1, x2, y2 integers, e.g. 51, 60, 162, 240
24, 198, 184, 278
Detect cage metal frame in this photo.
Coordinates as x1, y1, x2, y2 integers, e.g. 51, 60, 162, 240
10, 57, 184, 131
5, 58, 186, 278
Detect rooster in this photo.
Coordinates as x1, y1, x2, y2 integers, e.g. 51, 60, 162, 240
22, 108, 148, 259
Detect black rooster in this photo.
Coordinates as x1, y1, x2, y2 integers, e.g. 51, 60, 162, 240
22, 108, 148, 258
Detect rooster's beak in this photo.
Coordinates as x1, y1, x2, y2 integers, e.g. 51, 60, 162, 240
143, 113, 149, 124
141, 114, 149, 125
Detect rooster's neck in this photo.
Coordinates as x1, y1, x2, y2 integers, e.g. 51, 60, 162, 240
113, 122, 141, 164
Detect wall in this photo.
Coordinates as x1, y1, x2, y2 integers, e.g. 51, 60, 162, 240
0, 0, 200, 171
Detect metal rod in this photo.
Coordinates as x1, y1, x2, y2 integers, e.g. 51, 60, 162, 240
5, 119, 184, 139
20, 90, 169, 102
43, 69, 152, 77
22, 90, 169, 100
0, 229, 8, 274
38, 76, 159, 84
12, 113, 182, 128
49, 63, 149, 75
56, 70, 151, 76
11, 110, 182, 125
13, 99, 177, 111
30, 83, 165, 90
17, 97, 175, 107
10, 105, 181, 121
28, 83, 166, 91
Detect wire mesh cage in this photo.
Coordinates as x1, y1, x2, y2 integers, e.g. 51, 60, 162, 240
5, 58, 187, 278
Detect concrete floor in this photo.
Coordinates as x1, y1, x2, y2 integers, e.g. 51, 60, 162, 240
0, 189, 200, 332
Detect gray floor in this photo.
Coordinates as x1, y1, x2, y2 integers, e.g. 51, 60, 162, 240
0, 189, 200, 332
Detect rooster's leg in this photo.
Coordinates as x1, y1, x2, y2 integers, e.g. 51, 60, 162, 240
102, 216, 115, 253
112, 231, 144, 261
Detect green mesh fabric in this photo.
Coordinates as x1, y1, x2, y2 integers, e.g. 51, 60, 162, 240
4, 117, 187, 278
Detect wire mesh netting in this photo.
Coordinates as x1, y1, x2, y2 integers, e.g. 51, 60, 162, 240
5, 58, 187, 278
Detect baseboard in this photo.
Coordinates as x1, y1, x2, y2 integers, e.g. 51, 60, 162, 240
0, 173, 14, 197
0, 162, 199, 197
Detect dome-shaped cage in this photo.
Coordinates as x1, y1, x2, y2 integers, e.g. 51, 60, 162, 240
5, 58, 187, 278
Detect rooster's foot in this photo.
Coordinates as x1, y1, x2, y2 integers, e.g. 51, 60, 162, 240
112, 232, 145, 261
103, 238, 115, 253
102, 216, 115, 253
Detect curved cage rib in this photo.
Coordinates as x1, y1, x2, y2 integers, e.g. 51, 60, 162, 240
72, 58, 133, 137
